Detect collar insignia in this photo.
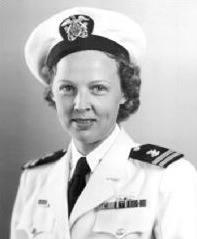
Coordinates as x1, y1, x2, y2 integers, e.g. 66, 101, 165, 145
60, 14, 94, 41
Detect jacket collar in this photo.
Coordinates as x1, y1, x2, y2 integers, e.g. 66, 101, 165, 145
70, 124, 120, 177
39, 145, 71, 238
69, 128, 137, 226
39, 128, 137, 233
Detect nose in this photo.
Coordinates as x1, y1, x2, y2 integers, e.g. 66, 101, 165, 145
73, 91, 91, 111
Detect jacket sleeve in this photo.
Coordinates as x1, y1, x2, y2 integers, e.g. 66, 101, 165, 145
10, 171, 28, 239
154, 159, 197, 239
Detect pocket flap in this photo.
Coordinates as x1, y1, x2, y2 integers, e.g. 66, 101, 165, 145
93, 208, 151, 238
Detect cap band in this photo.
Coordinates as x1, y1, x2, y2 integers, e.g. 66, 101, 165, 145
46, 35, 130, 68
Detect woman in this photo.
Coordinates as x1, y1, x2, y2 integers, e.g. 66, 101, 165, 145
11, 7, 197, 239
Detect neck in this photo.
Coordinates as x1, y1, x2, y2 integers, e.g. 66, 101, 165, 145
73, 139, 103, 155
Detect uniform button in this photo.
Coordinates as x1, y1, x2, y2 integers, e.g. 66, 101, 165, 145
116, 228, 125, 238
31, 227, 38, 235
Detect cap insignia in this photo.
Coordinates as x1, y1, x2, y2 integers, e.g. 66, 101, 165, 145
60, 15, 94, 42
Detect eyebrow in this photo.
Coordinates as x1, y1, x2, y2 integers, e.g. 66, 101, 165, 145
56, 79, 73, 83
55, 79, 111, 84
89, 80, 110, 83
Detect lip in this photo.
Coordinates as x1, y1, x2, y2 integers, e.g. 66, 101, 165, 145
71, 117, 96, 122
71, 118, 96, 129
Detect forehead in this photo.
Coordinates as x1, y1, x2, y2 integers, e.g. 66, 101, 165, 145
54, 50, 118, 80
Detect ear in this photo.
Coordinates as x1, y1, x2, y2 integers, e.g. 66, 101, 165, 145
49, 86, 55, 102
51, 93, 57, 108
51, 93, 55, 102
120, 93, 126, 104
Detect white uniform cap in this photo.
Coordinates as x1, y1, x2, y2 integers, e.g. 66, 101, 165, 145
25, 7, 147, 85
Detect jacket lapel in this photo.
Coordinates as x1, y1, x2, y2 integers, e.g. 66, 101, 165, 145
69, 129, 137, 227
39, 146, 71, 238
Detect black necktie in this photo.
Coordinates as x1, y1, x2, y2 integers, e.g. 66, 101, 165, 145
68, 157, 90, 216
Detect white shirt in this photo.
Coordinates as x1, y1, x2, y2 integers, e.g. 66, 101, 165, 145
70, 124, 120, 179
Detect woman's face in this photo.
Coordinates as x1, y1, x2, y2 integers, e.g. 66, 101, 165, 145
52, 50, 124, 147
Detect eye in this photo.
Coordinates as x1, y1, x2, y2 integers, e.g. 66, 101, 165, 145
59, 85, 76, 95
91, 84, 108, 95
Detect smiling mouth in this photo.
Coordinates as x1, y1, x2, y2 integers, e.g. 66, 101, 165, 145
71, 118, 96, 128
72, 118, 96, 122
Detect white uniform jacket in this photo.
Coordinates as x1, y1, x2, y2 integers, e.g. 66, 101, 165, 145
10, 129, 197, 239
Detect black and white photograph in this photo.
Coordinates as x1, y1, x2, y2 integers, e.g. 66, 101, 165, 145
1, 1, 197, 238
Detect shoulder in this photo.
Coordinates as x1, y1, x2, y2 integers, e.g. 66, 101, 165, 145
129, 143, 197, 196
22, 149, 67, 170
129, 143, 184, 168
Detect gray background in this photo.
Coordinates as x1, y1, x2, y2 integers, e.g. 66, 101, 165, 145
1, 1, 197, 238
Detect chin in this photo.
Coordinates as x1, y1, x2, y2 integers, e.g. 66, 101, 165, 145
74, 130, 101, 144
75, 134, 96, 144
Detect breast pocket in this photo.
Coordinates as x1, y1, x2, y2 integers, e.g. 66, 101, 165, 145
93, 208, 152, 238
16, 205, 55, 238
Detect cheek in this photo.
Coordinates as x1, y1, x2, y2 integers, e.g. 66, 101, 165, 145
98, 97, 121, 120
54, 97, 73, 120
